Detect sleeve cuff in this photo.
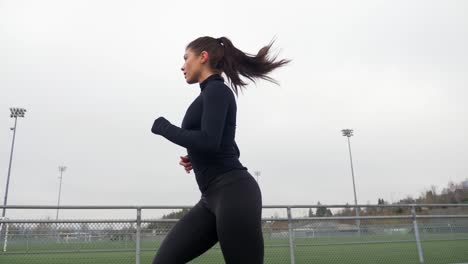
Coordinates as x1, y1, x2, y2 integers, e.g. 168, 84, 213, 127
151, 117, 171, 135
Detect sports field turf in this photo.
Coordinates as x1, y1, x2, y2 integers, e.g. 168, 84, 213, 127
1, 235, 467, 263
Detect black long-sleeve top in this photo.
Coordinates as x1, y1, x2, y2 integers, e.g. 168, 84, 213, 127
151, 74, 247, 192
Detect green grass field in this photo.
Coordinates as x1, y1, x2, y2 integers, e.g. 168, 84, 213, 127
1, 235, 467, 264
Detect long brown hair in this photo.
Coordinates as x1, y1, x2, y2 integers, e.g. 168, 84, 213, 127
186, 36, 290, 95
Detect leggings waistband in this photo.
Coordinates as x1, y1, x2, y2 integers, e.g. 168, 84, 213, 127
202, 169, 252, 196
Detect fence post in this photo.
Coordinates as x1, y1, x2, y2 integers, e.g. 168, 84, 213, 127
411, 206, 424, 264
287, 207, 295, 264
2, 223, 9, 252
136, 208, 141, 264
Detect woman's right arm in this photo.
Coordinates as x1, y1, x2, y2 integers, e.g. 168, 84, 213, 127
151, 84, 231, 152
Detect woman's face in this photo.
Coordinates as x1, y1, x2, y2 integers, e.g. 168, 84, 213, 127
181, 48, 204, 84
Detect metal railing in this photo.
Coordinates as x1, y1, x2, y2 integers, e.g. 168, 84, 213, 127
1, 204, 467, 264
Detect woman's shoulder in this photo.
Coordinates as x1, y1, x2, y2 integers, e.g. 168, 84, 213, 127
203, 80, 236, 100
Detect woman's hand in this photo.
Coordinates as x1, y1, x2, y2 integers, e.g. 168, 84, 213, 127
151, 117, 170, 135
179, 155, 192, 174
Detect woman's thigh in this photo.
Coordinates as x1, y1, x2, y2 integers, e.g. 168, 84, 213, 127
214, 177, 264, 263
152, 201, 218, 264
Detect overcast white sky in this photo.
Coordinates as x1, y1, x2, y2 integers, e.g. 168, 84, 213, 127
1, 0, 467, 219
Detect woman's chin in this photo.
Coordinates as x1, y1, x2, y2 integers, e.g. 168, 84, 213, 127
186, 78, 197, 84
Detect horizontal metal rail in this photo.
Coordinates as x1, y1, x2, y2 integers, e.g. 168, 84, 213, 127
2, 215, 468, 224
1, 204, 468, 210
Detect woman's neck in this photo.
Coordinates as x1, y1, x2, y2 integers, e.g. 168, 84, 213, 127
198, 69, 217, 83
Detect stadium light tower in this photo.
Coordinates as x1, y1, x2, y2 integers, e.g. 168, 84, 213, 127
2, 108, 27, 219
56, 166, 67, 220
341, 129, 360, 235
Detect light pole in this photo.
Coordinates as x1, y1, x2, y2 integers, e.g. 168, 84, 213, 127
2, 108, 26, 251
2, 108, 27, 219
341, 129, 360, 235
56, 166, 67, 220
254, 171, 261, 183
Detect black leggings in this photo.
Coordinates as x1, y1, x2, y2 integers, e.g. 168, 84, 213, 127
152, 170, 264, 264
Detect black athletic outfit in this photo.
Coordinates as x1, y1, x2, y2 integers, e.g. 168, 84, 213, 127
151, 74, 264, 263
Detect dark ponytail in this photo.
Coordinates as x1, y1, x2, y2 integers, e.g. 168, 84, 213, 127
186, 36, 290, 95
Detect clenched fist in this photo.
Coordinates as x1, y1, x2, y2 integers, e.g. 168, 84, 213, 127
179, 155, 192, 174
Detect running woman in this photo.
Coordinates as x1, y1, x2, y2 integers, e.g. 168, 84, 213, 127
151, 36, 290, 264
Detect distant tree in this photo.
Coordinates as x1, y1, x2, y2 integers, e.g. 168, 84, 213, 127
336, 203, 354, 216
146, 209, 191, 231
316, 202, 328, 217
162, 209, 190, 219
308, 208, 314, 217
425, 190, 435, 203
430, 185, 438, 197
399, 196, 415, 204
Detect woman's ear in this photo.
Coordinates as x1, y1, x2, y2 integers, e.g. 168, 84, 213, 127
200, 51, 209, 64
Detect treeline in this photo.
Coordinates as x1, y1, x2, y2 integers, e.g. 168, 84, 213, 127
161, 208, 190, 219
397, 180, 468, 205
148, 179, 468, 220
334, 179, 468, 217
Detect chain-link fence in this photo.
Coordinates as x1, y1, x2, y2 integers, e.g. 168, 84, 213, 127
1, 204, 467, 264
